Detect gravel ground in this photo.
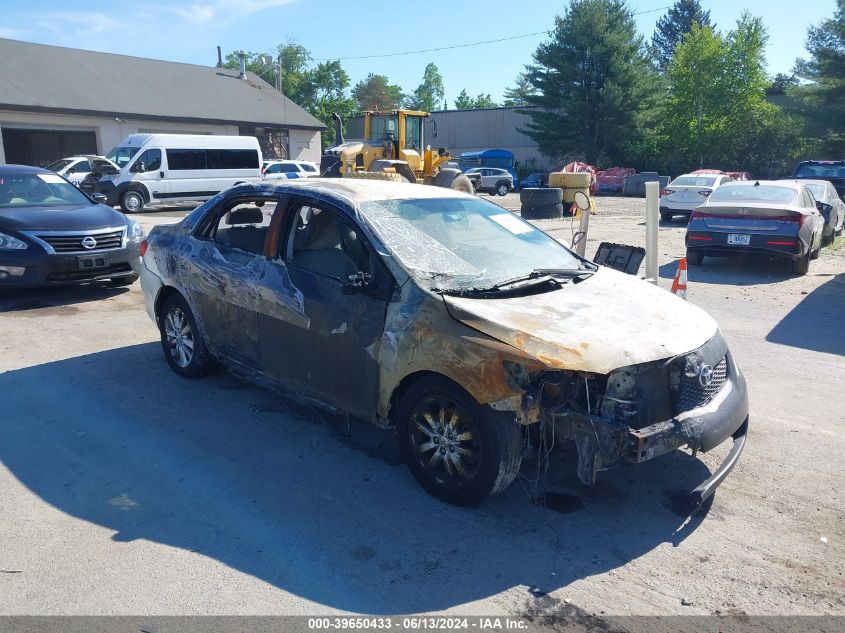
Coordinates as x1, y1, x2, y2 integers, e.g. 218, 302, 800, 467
0, 195, 843, 619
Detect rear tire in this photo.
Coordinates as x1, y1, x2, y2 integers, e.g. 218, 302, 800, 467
120, 190, 144, 213
661, 211, 673, 222
793, 252, 810, 275
398, 376, 523, 506
496, 182, 510, 196
159, 293, 216, 378
686, 249, 703, 265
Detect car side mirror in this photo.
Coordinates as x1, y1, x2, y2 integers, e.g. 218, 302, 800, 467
91, 193, 108, 204
343, 271, 374, 295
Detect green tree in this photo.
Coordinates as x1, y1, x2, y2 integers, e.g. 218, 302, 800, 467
650, 0, 712, 72
300, 61, 357, 147
351, 73, 404, 111
453, 90, 498, 109
522, 0, 656, 165
502, 72, 536, 106
660, 14, 806, 175
793, 0, 845, 154
223, 40, 312, 101
404, 63, 445, 112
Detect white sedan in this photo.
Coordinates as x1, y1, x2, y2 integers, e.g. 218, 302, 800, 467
660, 173, 734, 222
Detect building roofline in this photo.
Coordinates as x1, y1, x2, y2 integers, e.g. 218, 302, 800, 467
0, 104, 325, 131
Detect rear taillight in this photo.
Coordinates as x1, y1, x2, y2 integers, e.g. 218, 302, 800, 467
698, 189, 712, 197
139, 239, 148, 257
660, 188, 674, 196
687, 235, 712, 241
767, 239, 796, 245
690, 210, 702, 220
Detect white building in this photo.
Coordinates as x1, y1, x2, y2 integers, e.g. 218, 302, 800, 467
0, 38, 324, 167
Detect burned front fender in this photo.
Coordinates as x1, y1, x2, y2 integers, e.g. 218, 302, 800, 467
376, 281, 547, 421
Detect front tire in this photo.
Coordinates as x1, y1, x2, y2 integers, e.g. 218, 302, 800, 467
398, 376, 523, 506
159, 293, 216, 378
120, 190, 144, 213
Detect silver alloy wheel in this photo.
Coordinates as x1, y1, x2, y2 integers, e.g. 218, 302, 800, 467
412, 403, 479, 482
164, 307, 194, 368
497, 183, 509, 196
124, 192, 142, 212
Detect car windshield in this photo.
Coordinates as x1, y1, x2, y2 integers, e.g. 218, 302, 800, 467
359, 196, 583, 291
106, 146, 139, 168
708, 185, 797, 203
0, 173, 92, 207
671, 176, 718, 187
47, 159, 73, 172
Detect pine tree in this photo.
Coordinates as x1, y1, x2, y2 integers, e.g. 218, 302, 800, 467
651, 0, 713, 72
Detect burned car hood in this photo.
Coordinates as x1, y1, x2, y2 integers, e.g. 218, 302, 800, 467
0, 204, 127, 231
443, 267, 717, 374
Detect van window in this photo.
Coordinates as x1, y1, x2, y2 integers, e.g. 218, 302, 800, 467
131, 149, 161, 173
166, 148, 259, 171
107, 146, 139, 168
167, 149, 207, 170
207, 149, 259, 169
300, 163, 317, 173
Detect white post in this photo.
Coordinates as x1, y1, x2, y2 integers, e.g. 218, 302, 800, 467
645, 181, 659, 284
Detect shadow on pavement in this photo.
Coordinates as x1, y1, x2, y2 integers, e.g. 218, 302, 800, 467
659, 254, 796, 286
0, 343, 719, 613
766, 273, 845, 355
0, 284, 130, 313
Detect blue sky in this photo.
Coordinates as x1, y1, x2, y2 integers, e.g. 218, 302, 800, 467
0, 1, 836, 106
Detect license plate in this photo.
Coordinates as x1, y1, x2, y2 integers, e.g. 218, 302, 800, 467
727, 234, 750, 246
77, 254, 109, 270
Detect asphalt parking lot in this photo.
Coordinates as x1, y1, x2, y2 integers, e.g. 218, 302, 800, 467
1, 194, 843, 618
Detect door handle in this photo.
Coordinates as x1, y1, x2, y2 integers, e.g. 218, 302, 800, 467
160, 171, 165, 178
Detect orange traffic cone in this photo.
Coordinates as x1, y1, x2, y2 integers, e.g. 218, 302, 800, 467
671, 257, 688, 299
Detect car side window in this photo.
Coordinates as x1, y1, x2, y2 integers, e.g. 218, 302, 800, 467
204, 197, 276, 255
68, 161, 90, 174
266, 164, 281, 174
802, 190, 815, 208
283, 204, 370, 281
132, 149, 161, 173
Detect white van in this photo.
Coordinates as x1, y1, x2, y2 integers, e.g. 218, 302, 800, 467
96, 134, 262, 212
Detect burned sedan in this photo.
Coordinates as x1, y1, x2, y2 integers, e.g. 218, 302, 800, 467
140, 179, 748, 508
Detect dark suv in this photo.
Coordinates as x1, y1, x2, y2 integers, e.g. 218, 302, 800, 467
792, 160, 845, 200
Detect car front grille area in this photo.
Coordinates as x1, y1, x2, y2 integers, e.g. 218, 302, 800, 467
675, 357, 728, 414
35, 230, 124, 253
47, 263, 133, 282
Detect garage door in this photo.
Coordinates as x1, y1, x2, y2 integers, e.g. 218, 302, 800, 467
1, 128, 97, 167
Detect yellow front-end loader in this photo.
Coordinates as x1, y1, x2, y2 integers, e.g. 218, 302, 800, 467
319, 110, 474, 193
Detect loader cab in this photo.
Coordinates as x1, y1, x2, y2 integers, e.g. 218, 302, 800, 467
364, 110, 426, 167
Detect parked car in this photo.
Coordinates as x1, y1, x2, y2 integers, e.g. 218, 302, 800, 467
520, 172, 547, 189
97, 133, 262, 212
463, 167, 514, 196
0, 165, 143, 288
140, 179, 747, 509
660, 173, 733, 222
685, 181, 824, 274
262, 159, 319, 180
791, 160, 845, 201
46, 155, 119, 187
779, 179, 844, 244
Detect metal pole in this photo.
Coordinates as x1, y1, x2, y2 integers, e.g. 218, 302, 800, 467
645, 181, 659, 284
